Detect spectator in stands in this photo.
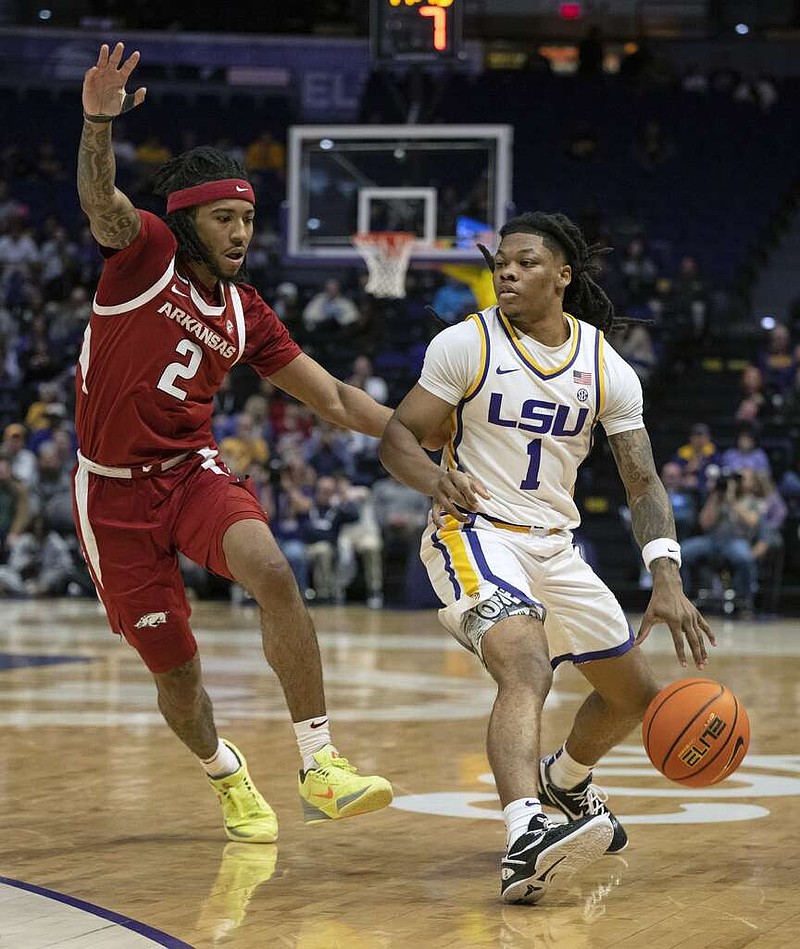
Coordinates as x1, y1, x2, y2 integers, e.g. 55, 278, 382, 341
244, 131, 286, 180
669, 255, 708, 347
0, 179, 26, 231
674, 422, 719, 495
756, 322, 799, 407
272, 281, 301, 330
619, 237, 658, 311
219, 412, 270, 477
334, 475, 384, 608
746, 468, 787, 565
735, 364, 767, 423
345, 354, 388, 405
0, 210, 40, 308
270, 464, 314, 598
0, 454, 30, 551
0, 513, 77, 596
31, 441, 74, 535
2, 423, 36, 488
607, 322, 657, 386
303, 475, 360, 604
681, 468, 762, 614
304, 421, 355, 480
302, 278, 360, 334
661, 461, 697, 541
0, 340, 22, 429
39, 223, 79, 302
721, 424, 771, 477
33, 140, 67, 181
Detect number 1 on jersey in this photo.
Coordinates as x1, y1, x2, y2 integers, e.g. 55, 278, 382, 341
520, 438, 542, 490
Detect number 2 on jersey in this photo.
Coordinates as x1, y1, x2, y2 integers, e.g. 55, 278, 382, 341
520, 438, 542, 490
156, 339, 203, 401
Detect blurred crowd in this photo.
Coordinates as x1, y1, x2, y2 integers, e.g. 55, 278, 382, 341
1, 107, 798, 611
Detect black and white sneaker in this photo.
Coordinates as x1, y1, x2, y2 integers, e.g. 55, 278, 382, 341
538, 757, 628, 853
500, 812, 613, 905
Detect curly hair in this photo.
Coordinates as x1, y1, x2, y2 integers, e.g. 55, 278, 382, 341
150, 146, 252, 283
497, 211, 616, 333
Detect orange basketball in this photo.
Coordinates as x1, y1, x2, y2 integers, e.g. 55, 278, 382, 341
642, 678, 750, 787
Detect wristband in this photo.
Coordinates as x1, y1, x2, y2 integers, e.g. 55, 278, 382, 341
83, 92, 138, 124
642, 537, 681, 571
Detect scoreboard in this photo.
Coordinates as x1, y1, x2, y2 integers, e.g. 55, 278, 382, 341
369, 0, 464, 63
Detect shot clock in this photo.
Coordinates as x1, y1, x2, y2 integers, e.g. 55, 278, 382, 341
370, 0, 464, 63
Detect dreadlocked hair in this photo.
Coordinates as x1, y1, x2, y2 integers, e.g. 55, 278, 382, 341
150, 146, 252, 283
499, 211, 616, 333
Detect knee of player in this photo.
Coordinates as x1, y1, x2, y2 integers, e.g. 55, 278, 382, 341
483, 622, 553, 692
236, 553, 300, 603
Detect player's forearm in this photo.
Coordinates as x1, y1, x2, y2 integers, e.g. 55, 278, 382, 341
628, 483, 683, 581
628, 480, 677, 549
77, 120, 118, 211
323, 381, 392, 438
379, 417, 443, 498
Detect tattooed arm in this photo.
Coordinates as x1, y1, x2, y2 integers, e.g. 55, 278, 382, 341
78, 43, 146, 248
608, 427, 715, 668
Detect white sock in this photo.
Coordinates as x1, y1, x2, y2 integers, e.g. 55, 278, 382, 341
547, 744, 593, 790
200, 738, 241, 779
294, 716, 332, 771
503, 797, 542, 849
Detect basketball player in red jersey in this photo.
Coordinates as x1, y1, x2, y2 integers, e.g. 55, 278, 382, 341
74, 42, 397, 843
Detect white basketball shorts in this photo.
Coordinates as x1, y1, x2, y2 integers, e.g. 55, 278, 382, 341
420, 515, 634, 668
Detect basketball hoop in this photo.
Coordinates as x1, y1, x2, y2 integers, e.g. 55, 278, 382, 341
352, 231, 415, 299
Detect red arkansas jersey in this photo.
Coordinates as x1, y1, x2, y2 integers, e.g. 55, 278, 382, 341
75, 211, 301, 466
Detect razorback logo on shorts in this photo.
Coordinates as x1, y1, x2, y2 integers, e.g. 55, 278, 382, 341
134, 611, 169, 629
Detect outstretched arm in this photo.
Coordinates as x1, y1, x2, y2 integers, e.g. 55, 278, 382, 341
608, 426, 715, 668
78, 42, 146, 248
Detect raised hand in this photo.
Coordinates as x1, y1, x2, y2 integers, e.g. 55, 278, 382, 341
83, 42, 146, 119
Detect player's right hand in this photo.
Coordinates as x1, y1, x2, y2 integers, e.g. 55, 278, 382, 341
83, 42, 146, 118
430, 471, 490, 529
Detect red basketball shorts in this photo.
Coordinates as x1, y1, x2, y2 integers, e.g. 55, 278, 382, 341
72, 452, 268, 673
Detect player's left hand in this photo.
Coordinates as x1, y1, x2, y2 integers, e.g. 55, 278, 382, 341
637, 574, 716, 669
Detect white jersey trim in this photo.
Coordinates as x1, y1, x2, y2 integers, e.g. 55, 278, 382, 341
74, 464, 103, 588
92, 257, 175, 316
229, 284, 247, 364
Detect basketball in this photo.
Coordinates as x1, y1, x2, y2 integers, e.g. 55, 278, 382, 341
642, 678, 750, 787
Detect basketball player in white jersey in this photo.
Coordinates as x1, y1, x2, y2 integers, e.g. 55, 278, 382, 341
380, 212, 715, 904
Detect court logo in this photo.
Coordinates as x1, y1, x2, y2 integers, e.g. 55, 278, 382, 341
134, 611, 169, 629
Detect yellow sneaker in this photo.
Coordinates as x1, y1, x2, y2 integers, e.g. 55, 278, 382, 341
298, 745, 393, 823
208, 740, 278, 843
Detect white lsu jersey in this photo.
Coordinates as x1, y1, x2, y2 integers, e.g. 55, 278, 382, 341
419, 306, 644, 532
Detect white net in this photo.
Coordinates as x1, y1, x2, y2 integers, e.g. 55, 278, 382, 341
352, 232, 415, 299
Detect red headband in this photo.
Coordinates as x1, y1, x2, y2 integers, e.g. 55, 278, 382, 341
166, 179, 255, 213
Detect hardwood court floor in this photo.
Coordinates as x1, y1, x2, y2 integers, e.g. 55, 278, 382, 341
2, 599, 799, 949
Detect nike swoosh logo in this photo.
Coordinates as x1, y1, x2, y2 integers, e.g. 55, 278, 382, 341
336, 787, 369, 808
309, 719, 328, 729
235, 185, 249, 192
142, 465, 152, 473
313, 788, 335, 800
538, 854, 568, 883
496, 367, 520, 375
171, 284, 190, 298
